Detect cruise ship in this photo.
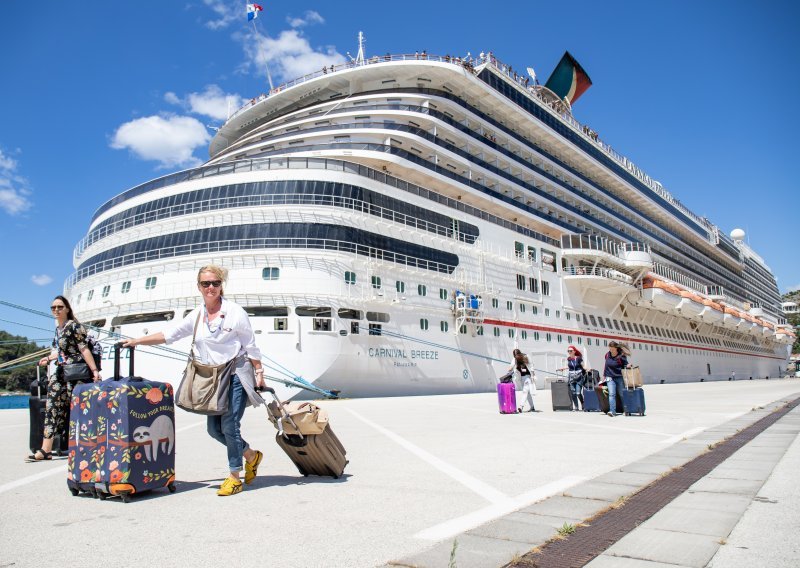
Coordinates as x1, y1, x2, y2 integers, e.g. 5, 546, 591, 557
67, 46, 795, 399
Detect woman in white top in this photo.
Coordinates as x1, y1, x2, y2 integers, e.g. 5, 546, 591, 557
507, 349, 536, 412
123, 265, 266, 496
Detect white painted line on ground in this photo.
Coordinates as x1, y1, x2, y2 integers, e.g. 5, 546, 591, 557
0, 421, 203, 495
346, 408, 509, 505
660, 427, 707, 445
0, 464, 65, 495
414, 475, 587, 541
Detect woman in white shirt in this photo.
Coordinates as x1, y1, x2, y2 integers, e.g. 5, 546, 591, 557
123, 265, 266, 496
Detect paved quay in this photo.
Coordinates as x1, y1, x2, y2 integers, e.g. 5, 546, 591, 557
0, 379, 798, 568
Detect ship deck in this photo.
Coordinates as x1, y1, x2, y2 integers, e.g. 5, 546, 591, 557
1, 379, 799, 567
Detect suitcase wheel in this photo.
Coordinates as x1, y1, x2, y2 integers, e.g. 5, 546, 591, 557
69, 487, 79, 497
168, 483, 177, 494
98, 492, 108, 501
120, 493, 131, 504
625, 412, 630, 416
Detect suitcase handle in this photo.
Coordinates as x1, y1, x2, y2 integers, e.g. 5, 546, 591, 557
113, 342, 135, 379
258, 386, 303, 439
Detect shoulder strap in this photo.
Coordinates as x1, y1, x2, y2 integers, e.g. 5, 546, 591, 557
190, 311, 202, 361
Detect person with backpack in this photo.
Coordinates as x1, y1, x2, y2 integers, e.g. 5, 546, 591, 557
27, 295, 101, 462
557, 345, 589, 411
602, 341, 629, 417
507, 349, 536, 412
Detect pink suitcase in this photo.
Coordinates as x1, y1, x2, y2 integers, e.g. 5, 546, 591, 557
497, 382, 517, 414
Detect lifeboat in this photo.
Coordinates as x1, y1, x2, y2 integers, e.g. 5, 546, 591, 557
775, 329, 795, 344
760, 320, 772, 336
722, 306, 743, 329
641, 278, 682, 312
699, 298, 724, 324
676, 290, 705, 318
741, 314, 759, 334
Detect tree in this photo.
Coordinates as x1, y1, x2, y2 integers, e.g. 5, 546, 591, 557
0, 330, 43, 392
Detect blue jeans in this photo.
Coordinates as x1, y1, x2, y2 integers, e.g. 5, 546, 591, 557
207, 374, 249, 472
606, 376, 625, 415
568, 381, 583, 409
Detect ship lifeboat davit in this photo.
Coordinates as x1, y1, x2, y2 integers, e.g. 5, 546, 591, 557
676, 291, 705, 318
641, 278, 682, 312
722, 306, 744, 329
741, 314, 759, 334
699, 298, 724, 324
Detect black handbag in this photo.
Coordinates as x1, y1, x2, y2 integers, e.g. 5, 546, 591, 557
62, 362, 93, 383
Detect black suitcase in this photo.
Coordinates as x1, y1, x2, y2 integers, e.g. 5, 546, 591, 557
28, 367, 68, 456
263, 387, 348, 478
551, 379, 573, 411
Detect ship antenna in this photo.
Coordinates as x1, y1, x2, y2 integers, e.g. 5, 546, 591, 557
248, 5, 274, 90
355, 31, 365, 65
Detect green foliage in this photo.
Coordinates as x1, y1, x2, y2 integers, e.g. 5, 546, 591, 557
0, 330, 42, 392
557, 522, 576, 536
781, 292, 800, 354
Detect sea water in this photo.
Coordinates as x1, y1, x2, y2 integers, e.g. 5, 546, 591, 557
0, 395, 29, 409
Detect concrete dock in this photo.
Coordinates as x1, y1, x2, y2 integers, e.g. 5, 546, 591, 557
1, 378, 798, 568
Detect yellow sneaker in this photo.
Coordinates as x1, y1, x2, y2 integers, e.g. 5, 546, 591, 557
244, 450, 263, 485
217, 476, 243, 496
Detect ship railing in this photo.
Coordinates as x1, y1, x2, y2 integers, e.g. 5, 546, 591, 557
76, 190, 473, 258
66, 238, 457, 290
562, 265, 633, 285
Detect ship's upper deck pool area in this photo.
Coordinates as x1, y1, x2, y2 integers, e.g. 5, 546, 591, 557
2, 378, 798, 567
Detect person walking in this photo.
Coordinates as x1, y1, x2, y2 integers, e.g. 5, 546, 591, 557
122, 265, 266, 496
558, 345, 588, 411
28, 296, 101, 462
602, 341, 628, 417
508, 348, 536, 412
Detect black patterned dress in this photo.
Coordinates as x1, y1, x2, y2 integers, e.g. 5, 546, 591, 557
44, 321, 89, 439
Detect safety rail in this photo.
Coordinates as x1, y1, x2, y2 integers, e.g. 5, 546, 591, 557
562, 265, 633, 284
561, 234, 650, 258
67, 238, 457, 289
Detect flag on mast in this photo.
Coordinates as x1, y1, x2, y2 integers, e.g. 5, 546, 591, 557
544, 51, 592, 105
247, 3, 263, 21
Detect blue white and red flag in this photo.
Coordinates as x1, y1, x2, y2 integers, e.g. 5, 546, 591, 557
247, 3, 263, 21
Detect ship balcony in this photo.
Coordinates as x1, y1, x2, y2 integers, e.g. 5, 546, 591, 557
704, 285, 726, 302
563, 265, 634, 293
560, 235, 652, 273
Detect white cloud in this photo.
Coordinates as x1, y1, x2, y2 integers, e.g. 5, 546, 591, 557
0, 148, 33, 216
31, 274, 53, 286
287, 11, 324, 28
165, 85, 244, 121
110, 115, 212, 169
241, 29, 346, 82
203, 0, 239, 30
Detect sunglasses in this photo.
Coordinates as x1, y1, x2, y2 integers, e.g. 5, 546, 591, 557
567, 349, 574, 352
51, 305, 66, 312
199, 280, 222, 288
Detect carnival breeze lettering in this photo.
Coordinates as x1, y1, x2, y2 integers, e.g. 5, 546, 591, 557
368, 347, 439, 360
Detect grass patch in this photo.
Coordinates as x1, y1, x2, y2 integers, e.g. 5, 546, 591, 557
557, 522, 576, 537
448, 539, 457, 568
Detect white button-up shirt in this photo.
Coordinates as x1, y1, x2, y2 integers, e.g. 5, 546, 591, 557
164, 298, 262, 366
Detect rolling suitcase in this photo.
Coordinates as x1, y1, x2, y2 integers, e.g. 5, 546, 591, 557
622, 387, 646, 416
68, 344, 176, 501
582, 388, 600, 412
595, 384, 624, 415
28, 366, 69, 456
497, 381, 517, 414
551, 379, 572, 411
263, 387, 348, 478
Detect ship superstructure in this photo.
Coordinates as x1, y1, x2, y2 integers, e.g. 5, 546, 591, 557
68, 49, 794, 398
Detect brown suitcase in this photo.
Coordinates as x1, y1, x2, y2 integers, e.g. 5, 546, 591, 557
595, 385, 624, 414
262, 387, 348, 479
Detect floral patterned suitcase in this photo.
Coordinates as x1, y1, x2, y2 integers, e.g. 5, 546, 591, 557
67, 344, 176, 502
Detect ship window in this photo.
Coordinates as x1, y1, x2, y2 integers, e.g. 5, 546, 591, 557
121, 281, 131, 294
441, 321, 449, 333
566, 313, 571, 321
577, 336, 582, 344
597, 317, 606, 328
85, 319, 106, 328
366, 312, 390, 323
507, 301, 513, 311
508, 329, 515, 338
492, 298, 499, 308
87, 290, 94, 301
520, 304, 526, 313
612, 319, 620, 330
546, 333, 552, 342
477, 326, 484, 336
440, 288, 448, 300
420, 319, 429, 330
529, 278, 539, 294
534, 331, 540, 341
605, 318, 613, 329
556, 310, 561, 318
418, 284, 427, 296
296, 306, 332, 317
542, 281, 550, 296
344, 271, 356, 285
111, 311, 174, 326
557, 335, 562, 343
350, 321, 359, 334
368, 323, 382, 336
246, 307, 288, 317
527, 246, 537, 262
516, 274, 526, 291
102, 285, 110, 298
262, 267, 280, 280
589, 315, 597, 326
145, 277, 157, 290
396, 281, 405, 293
371, 276, 382, 289
275, 318, 288, 331
545, 308, 550, 317
494, 327, 500, 337
514, 241, 524, 258
313, 318, 331, 331
338, 308, 362, 320
596, 338, 600, 346
532, 306, 538, 315
460, 325, 467, 334
582, 314, 589, 325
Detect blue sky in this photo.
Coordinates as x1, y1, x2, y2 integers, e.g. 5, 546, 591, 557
1, 0, 798, 341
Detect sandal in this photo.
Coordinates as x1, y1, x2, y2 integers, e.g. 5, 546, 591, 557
26, 449, 52, 462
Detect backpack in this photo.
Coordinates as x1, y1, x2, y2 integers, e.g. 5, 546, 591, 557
86, 334, 103, 371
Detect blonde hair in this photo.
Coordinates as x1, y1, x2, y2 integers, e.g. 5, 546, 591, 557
197, 265, 228, 295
